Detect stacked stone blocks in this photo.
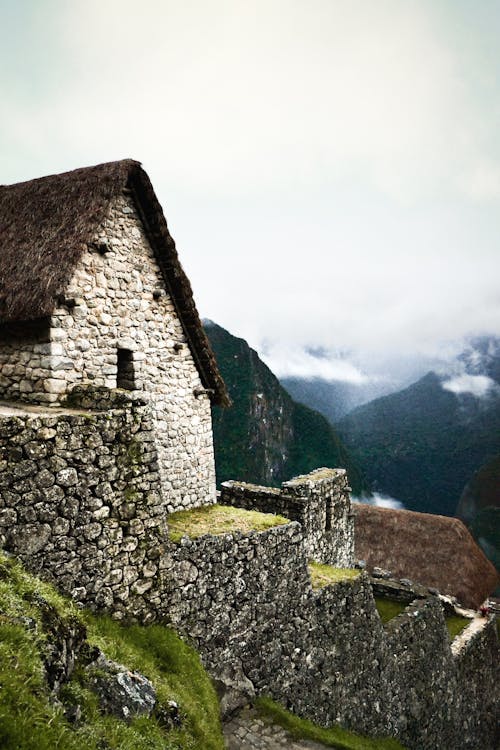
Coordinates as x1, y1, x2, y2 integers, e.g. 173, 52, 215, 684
220, 467, 354, 568
0, 385, 166, 620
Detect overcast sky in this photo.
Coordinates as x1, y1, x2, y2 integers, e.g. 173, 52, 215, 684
2, 0, 499, 382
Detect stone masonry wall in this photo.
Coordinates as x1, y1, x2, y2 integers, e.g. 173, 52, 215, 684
0, 386, 167, 620
220, 468, 354, 567
161, 524, 500, 750
0, 193, 216, 512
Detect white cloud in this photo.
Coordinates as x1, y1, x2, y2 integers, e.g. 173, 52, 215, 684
441, 374, 497, 398
260, 343, 372, 383
1, 1, 500, 364
353, 494, 405, 510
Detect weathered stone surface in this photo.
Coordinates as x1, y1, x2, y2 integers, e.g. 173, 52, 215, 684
161, 521, 500, 750
0, 391, 166, 619
221, 468, 354, 567
86, 654, 156, 721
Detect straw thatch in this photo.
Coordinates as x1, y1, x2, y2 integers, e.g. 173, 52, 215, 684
0, 159, 229, 406
353, 502, 499, 609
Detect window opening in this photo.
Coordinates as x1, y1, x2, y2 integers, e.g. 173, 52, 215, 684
325, 499, 333, 532
116, 348, 135, 390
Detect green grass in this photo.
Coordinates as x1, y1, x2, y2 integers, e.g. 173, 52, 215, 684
374, 597, 407, 623
445, 614, 470, 641
255, 697, 407, 749
167, 503, 289, 542
375, 595, 470, 641
0, 552, 224, 750
309, 562, 361, 589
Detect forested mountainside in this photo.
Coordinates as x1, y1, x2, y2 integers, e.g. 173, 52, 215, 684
337, 370, 500, 517
457, 453, 500, 586
204, 322, 365, 494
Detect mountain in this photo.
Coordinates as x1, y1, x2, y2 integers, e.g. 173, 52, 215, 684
281, 376, 396, 422
337, 370, 500, 516
204, 321, 365, 494
457, 453, 500, 587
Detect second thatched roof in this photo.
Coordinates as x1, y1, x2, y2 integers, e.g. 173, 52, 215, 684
353, 502, 499, 609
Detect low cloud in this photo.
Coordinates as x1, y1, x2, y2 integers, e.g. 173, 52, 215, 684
441, 374, 497, 397
260, 343, 372, 384
354, 493, 405, 510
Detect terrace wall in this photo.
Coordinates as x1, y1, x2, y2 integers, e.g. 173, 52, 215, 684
220, 467, 354, 567
161, 525, 500, 749
0, 386, 167, 620
0, 394, 497, 749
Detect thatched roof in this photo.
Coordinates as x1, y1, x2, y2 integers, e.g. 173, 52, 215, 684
353, 503, 499, 609
0, 159, 229, 406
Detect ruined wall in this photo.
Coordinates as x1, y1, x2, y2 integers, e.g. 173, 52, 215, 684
220, 467, 354, 567
0, 194, 216, 512
161, 525, 499, 750
0, 386, 167, 620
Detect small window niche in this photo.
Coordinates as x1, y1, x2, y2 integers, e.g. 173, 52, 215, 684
116, 348, 136, 391
325, 499, 333, 532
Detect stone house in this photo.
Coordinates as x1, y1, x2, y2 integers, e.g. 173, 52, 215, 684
0, 160, 229, 512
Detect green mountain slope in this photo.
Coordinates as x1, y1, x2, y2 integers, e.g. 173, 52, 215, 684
338, 371, 500, 516
457, 453, 500, 587
205, 322, 365, 494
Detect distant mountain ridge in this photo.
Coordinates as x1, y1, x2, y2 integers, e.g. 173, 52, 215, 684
337, 367, 500, 517
204, 321, 365, 494
281, 375, 396, 422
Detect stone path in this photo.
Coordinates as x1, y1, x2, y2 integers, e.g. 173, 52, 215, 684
223, 707, 331, 750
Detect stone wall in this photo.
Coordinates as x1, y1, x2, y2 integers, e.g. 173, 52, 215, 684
0, 193, 216, 512
160, 524, 500, 750
220, 468, 354, 567
0, 386, 167, 620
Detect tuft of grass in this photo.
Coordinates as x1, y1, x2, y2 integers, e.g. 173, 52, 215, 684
83, 614, 223, 750
375, 595, 470, 642
374, 597, 407, 624
0, 551, 224, 750
309, 562, 361, 589
255, 697, 407, 749
167, 503, 289, 543
445, 615, 470, 641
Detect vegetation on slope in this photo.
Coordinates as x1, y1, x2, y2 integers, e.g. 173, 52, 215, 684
205, 321, 365, 494
338, 371, 500, 516
167, 504, 289, 542
0, 552, 223, 750
256, 697, 406, 749
374, 596, 469, 640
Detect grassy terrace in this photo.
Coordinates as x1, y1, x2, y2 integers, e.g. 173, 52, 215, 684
309, 562, 361, 589
256, 697, 407, 750
167, 504, 289, 543
375, 597, 470, 641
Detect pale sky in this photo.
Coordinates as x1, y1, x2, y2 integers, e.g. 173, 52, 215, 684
2, 0, 499, 382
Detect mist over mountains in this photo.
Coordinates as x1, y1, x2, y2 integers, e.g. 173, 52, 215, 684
204, 321, 365, 495
273, 336, 500, 421
206, 323, 500, 578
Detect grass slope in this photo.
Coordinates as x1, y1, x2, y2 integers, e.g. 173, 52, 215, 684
0, 552, 223, 750
256, 697, 406, 749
